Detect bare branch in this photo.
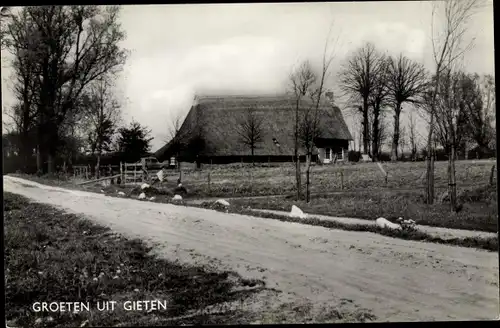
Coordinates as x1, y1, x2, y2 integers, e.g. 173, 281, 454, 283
235, 106, 265, 164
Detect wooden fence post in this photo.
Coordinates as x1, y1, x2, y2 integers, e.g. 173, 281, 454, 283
208, 172, 211, 192
249, 169, 253, 193
340, 170, 344, 190
142, 166, 147, 183
120, 162, 123, 185
133, 164, 137, 184
109, 164, 113, 184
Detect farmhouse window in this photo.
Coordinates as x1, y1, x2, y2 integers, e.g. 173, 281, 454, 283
337, 148, 344, 160
325, 148, 331, 160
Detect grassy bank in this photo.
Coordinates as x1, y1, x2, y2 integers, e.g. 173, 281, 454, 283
230, 186, 498, 233
4, 192, 269, 327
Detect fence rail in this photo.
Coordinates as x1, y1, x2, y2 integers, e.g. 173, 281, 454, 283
72, 162, 165, 186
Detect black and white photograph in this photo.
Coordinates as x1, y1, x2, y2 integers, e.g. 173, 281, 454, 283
2, 1, 498, 326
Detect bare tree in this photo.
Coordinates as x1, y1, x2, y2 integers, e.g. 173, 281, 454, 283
3, 8, 40, 172
301, 27, 339, 203
81, 77, 122, 178
339, 42, 381, 155
289, 60, 316, 200
436, 69, 469, 210
386, 54, 427, 162
236, 106, 265, 166
369, 55, 390, 161
432, 70, 469, 152
424, 0, 483, 204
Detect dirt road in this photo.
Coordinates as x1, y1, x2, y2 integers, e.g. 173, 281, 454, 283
4, 176, 499, 322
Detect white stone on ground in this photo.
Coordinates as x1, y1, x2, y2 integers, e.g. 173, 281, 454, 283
149, 196, 156, 201
138, 192, 146, 199
376, 217, 402, 230
141, 183, 150, 190
172, 194, 183, 201
118, 191, 125, 196
290, 205, 307, 219
215, 199, 230, 207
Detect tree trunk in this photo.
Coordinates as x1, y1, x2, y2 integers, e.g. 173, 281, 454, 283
296, 153, 302, 201
358, 122, 363, 152
426, 111, 435, 204
178, 155, 182, 183
294, 100, 302, 201
391, 103, 402, 162
372, 105, 380, 162
362, 99, 369, 155
36, 145, 43, 175
96, 150, 101, 179
305, 152, 312, 203
36, 111, 45, 174
449, 145, 457, 212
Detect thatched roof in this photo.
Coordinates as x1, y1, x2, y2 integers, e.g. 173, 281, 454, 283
155, 94, 353, 159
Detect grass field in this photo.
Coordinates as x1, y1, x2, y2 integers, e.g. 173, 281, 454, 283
4, 192, 270, 327
166, 159, 497, 197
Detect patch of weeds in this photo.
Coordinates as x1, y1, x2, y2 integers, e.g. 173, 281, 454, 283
458, 184, 497, 203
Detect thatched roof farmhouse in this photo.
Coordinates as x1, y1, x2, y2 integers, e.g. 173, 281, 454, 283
155, 94, 353, 165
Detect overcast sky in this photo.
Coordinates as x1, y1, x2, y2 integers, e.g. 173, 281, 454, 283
1, 1, 495, 152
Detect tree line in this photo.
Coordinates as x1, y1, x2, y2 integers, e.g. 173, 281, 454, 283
338, 42, 494, 163
2, 6, 154, 176
233, 0, 494, 208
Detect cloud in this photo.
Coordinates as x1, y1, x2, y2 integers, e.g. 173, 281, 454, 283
355, 22, 427, 62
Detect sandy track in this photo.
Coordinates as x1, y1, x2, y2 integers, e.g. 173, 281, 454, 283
4, 176, 499, 322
